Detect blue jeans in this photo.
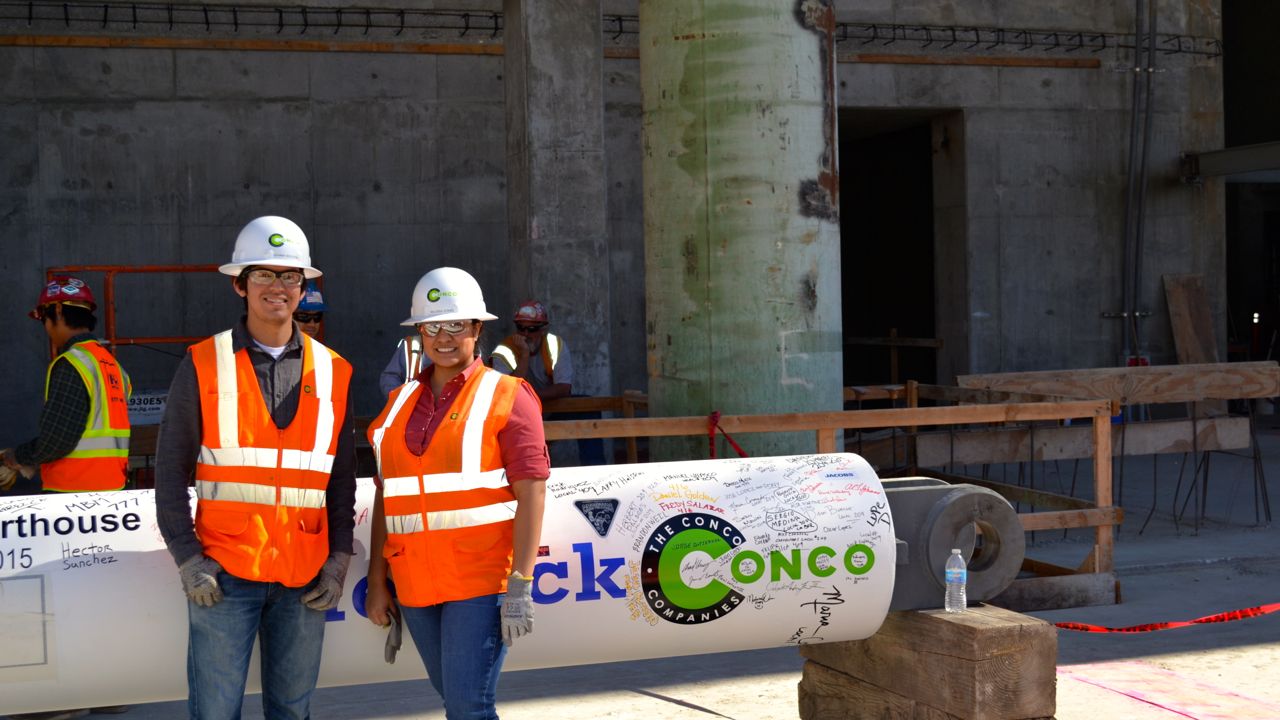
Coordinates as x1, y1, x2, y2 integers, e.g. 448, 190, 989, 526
400, 594, 508, 720
187, 572, 326, 720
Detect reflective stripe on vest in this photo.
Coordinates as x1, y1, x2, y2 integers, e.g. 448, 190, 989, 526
40, 340, 131, 492
191, 329, 351, 586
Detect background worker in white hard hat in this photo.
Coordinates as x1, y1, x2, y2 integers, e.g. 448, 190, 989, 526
490, 300, 608, 466
294, 280, 326, 338
2, 275, 132, 499
153, 216, 357, 720
364, 267, 548, 720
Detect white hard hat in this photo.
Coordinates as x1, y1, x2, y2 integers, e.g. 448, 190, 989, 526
401, 267, 498, 325
219, 216, 322, 278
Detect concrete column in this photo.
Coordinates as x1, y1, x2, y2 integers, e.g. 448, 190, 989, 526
641, 0, 843, 458
504, 0, 612, 396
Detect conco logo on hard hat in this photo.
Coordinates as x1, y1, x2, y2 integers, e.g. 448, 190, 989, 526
219, 216, 322, 279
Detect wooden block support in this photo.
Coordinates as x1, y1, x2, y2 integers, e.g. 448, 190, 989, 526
799, 605, 1056, 720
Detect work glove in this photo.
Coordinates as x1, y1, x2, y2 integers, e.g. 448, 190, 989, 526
301, 552, 352, 611
179, 554, 224, 607
384, 611, 403, 664
0, 449, 37, 491
501, 573, 535, 646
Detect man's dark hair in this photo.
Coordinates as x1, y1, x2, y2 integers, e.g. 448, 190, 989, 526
234, 267, 254, 311
234, 267, 254, 293
60, 304, 97, 332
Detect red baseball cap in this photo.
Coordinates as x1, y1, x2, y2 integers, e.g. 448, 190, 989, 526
513, 299, 548, 325
29, 275, 97, 320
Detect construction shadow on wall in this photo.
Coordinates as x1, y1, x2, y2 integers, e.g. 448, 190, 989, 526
838, 110, 938, 387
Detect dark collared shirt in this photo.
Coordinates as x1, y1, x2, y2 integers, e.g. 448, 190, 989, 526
154, 318, 357, 568
15, 332, 97, 467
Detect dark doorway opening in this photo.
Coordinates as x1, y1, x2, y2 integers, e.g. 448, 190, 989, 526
839, 111, 937, 387
1223, 1, 1280, 363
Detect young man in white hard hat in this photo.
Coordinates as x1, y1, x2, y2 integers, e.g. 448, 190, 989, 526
153, 216, 357, 719
363, 266, 547, 720
490, 300, 607, 465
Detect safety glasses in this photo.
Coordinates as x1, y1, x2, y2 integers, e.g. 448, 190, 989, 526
293, 312, 324, 323
418, 320, 471, 337
246, 268, 305, 288
516, 323, 548, 334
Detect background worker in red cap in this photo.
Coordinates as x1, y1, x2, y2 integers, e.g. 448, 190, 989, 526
490, 299, 571, 402
490, 300, 607, 465
1, 275, 132, 499
0, 275, 132, 717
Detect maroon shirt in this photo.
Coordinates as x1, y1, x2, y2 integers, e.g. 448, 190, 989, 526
400, 356, 549, 481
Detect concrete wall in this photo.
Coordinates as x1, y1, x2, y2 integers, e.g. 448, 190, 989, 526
0, 45, 503, 442
0, 36, 649, 444
0, 0, 1227, 445
838, 0, 1225, 377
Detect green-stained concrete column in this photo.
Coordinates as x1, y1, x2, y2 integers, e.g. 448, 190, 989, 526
641, 0, 842, 459
504, 0, 612, 396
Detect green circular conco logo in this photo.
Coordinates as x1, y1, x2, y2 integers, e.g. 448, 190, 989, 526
641, 513, 746, 625
427, 288, 442, 302
268, 233, 286, 247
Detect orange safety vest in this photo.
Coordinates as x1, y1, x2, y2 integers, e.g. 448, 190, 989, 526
369, 366, 524, 606
41, 340, 132, 492
190, 330, 352, 586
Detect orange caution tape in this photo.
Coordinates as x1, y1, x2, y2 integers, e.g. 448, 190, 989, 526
1056, 601, 1280, 633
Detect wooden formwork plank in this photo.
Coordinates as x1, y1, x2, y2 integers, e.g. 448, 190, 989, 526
1018, 507, 1124, 532
958, 361, 1280, 403
1163, 274, 1220, 364
914, 416, 1251, 466
1092, 415, 1114, 573
544, 400, 1111, 441
915, 383, 1073, 405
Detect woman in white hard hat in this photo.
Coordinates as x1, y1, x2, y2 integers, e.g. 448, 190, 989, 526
364, 267, 548, 719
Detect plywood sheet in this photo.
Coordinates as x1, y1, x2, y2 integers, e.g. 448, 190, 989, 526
1163, 273, 1219, 364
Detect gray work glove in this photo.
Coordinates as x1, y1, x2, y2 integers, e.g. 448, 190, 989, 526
385, 611, 403, 664
179, 554, 224, 607
301, 552, 352, 611
501, 574, 535, 646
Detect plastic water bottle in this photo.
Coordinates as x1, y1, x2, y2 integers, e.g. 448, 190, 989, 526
944, 548, 967, 613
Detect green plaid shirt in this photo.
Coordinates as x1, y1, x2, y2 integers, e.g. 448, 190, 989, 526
14, 333, 95, 467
